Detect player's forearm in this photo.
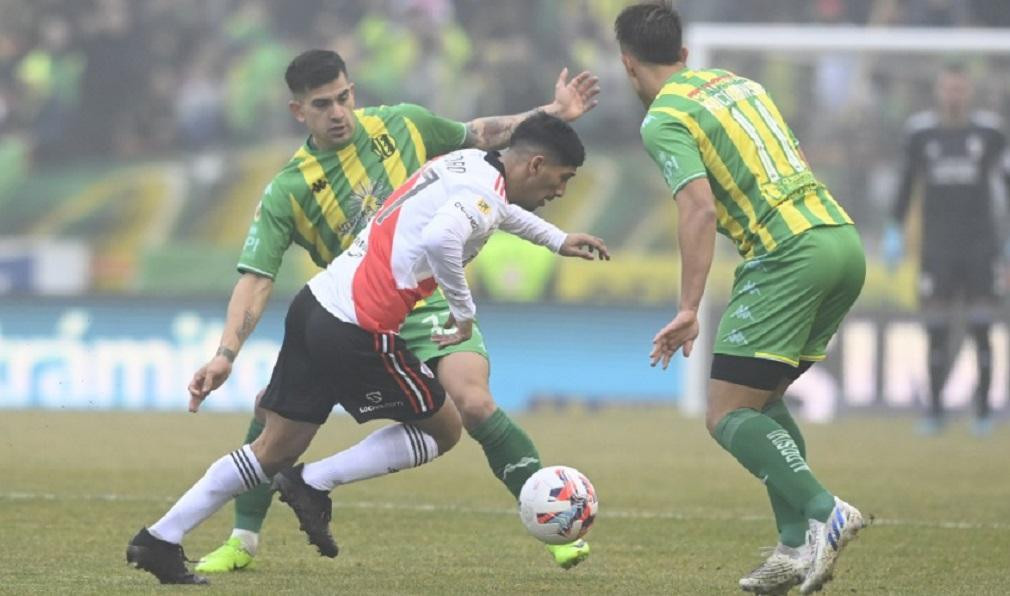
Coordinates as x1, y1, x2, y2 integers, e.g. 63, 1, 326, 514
464, 108, 544, 150
421, 225, 476, 323
216, 272, 274, 362
501, 205, 567, 252
676, 193, 717, 313
465, 100, 574, 150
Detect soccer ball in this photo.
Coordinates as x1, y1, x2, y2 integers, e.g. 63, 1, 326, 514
518, 465, 598, 545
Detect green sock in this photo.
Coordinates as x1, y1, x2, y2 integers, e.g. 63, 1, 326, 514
762, 400, 809, 547
713, 408, 834, 522
234, 417, 271, 533
468, 408, 541, 499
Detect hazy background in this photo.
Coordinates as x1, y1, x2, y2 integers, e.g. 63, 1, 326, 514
2, 0, 1009, 416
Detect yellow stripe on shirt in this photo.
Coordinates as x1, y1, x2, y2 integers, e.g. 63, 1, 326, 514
649, 105, 777, 256
294, 147, 350, 245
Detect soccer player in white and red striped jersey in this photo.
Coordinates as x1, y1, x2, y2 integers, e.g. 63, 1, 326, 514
126, 113, 609, 585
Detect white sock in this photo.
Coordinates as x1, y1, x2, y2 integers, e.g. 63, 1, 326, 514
230, 528, 259, 555
301, 424, 439, 491
149, 445, 266, 544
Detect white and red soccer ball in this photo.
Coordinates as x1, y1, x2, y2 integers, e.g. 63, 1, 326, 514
518, 465, 598, 545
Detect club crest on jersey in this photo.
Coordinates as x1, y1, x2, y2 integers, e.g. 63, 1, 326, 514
370, 133, 397, 159
476, 198, 491, 216
311, 178, 328, 193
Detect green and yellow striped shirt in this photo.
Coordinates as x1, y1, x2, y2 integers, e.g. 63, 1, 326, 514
641, 68, 852, 259
238, 103, 467, 277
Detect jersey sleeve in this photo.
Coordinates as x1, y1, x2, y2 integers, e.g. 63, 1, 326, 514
236, 179, 295, 279
419, 192, 496, 322
394, 103, 468, 157
641, 113, 708, 198
499, 204, 567, 252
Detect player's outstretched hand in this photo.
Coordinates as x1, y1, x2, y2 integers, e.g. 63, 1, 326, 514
433, 315, 473, 349
560, 233, 610, 261
187, 355, 232, 412
650, 310, 700, 369
550, 67, 601, 122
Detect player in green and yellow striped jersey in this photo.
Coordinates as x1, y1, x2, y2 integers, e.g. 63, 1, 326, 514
615, 5, 866, 595
188, 50, 599, 573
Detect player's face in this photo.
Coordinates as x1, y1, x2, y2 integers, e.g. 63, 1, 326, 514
935, 71, 972, 117
513, 156, 578, 211
290, 73, 357, 149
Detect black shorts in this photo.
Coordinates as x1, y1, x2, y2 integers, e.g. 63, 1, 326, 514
920, 251, 995, 302
260, 287, 445, 425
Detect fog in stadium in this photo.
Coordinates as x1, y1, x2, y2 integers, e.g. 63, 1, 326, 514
2, 1, 1009, 593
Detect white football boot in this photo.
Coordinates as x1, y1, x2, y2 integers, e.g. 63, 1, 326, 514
800, 497, 865, 594
739, 543, 810, 595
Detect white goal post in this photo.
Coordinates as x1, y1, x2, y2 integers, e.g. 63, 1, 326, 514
678, 25, 1010, 417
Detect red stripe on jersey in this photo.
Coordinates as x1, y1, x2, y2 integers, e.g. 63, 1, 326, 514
494, 175, 507, 200
396, 348, 435, 410
352, 173, 436, 332
374, 332, 422, 413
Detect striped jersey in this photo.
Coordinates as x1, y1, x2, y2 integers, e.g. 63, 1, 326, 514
641, 68, 853, 259
238, 103, 468, 278
308, 149, 566, 333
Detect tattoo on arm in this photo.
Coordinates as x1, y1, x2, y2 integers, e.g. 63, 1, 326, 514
216, 346, 238, 362
237, 310, 257, 343
465, 108, 545, 150
217, 311, 257, 363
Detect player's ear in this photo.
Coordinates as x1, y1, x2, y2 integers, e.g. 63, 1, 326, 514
620, 53, 635, 76
289, 99, 305, 123
528, 154, 545, 175
679, 47, 689, 64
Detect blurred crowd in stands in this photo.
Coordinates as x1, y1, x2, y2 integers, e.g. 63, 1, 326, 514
1, 0, 1009, 232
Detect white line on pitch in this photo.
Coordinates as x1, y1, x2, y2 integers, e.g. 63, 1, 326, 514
1, 491, 1006, 531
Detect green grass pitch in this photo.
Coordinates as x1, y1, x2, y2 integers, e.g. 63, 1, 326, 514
1, 407, 1007, 594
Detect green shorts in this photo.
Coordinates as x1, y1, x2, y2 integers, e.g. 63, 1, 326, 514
399, 288, 490, 365
713, 224, 865, 367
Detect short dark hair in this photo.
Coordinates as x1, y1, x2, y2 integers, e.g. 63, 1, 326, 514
614, 2, 683, 65
509, 113, 585, 167
285, 49, 348, 95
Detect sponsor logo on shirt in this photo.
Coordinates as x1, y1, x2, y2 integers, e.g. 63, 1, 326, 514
454, 201, 479, 231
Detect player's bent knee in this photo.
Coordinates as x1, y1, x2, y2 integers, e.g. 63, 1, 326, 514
433, 422, 462, 455
417, 398, 463, 455
451, 389, 496, 431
